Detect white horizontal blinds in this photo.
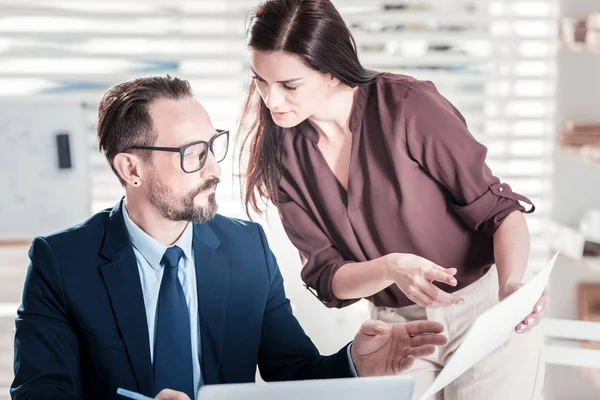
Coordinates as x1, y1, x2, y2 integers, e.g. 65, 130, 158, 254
486, 0, 557, 268
0, 0, 250, 212
338, 0, 491, 135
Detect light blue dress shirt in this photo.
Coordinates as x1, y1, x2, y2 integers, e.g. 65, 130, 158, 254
122, 205, 203, 397
123, 204, 356, 388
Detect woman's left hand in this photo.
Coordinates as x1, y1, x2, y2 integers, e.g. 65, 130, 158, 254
499, 283, 549, 334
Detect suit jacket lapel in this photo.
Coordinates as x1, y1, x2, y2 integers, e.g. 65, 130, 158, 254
99, 201, 153, 395
193, 223, 230, 384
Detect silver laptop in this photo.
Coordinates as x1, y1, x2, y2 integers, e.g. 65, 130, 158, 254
197, 376, 414, 400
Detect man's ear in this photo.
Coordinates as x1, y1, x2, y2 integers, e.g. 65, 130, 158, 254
113, 152, 144, 187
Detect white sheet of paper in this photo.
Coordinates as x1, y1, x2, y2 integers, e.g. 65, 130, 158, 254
418, 252, 559, 400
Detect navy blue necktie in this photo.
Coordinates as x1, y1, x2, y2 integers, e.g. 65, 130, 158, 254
153, 246, 194, 399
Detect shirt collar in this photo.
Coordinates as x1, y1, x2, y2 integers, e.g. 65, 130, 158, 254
122, 202, 194, 269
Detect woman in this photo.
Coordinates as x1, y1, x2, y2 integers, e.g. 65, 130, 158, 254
238, 1, 548, 399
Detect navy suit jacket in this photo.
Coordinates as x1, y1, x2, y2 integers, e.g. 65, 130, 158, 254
11, 202, 352, 400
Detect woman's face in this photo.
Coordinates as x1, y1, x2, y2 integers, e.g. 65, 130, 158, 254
249, 48, 334, 128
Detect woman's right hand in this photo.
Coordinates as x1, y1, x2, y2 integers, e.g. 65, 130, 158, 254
383, 253, 464, 308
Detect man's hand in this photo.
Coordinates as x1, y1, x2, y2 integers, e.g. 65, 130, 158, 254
155, 389, 191, 400
500, 283, 549, 334
350, 320, 447, 376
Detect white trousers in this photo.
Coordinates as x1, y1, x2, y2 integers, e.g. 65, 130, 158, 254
370, 266, 545, 400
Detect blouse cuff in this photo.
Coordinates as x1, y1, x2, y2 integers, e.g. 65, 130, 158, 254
303, 261, 361, 309
451, 183, 535, 235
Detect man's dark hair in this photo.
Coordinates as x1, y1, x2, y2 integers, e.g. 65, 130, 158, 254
97, 75, 193, 184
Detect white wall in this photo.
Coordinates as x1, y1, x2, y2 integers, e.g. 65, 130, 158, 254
0, 102, 90, 240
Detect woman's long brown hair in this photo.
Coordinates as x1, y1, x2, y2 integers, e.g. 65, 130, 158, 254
237, 0, 380, 218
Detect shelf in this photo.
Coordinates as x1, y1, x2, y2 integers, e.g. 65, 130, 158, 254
559, 252, 600, 272
560, 42, 600, 54
545, 345, 600, 368
542, 318, 600, 341
556, 146, 600, 165
583, 256, 600, 268
0, 303, 19, 318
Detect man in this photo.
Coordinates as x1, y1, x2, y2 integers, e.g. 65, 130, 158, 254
11, 75, 447, 400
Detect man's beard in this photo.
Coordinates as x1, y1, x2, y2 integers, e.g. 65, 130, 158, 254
147, 176, 220, 224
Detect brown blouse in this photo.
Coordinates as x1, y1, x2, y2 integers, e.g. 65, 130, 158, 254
275, 73, 534, 309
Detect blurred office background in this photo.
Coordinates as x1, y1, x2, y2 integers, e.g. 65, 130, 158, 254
0, 0, 599, 398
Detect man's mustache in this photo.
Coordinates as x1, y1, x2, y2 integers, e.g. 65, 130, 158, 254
192, 178, 220, 197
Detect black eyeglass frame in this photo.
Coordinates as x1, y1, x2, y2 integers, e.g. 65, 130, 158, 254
129, 129, 229, 173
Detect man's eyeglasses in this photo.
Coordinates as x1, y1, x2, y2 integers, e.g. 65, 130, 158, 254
130, 129, 229, 173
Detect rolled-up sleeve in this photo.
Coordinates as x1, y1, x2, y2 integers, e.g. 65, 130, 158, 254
402, 80, 535, 236
275, 188, 360, 309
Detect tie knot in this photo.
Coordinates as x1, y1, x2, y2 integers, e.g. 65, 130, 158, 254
162, 246, 184, 269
